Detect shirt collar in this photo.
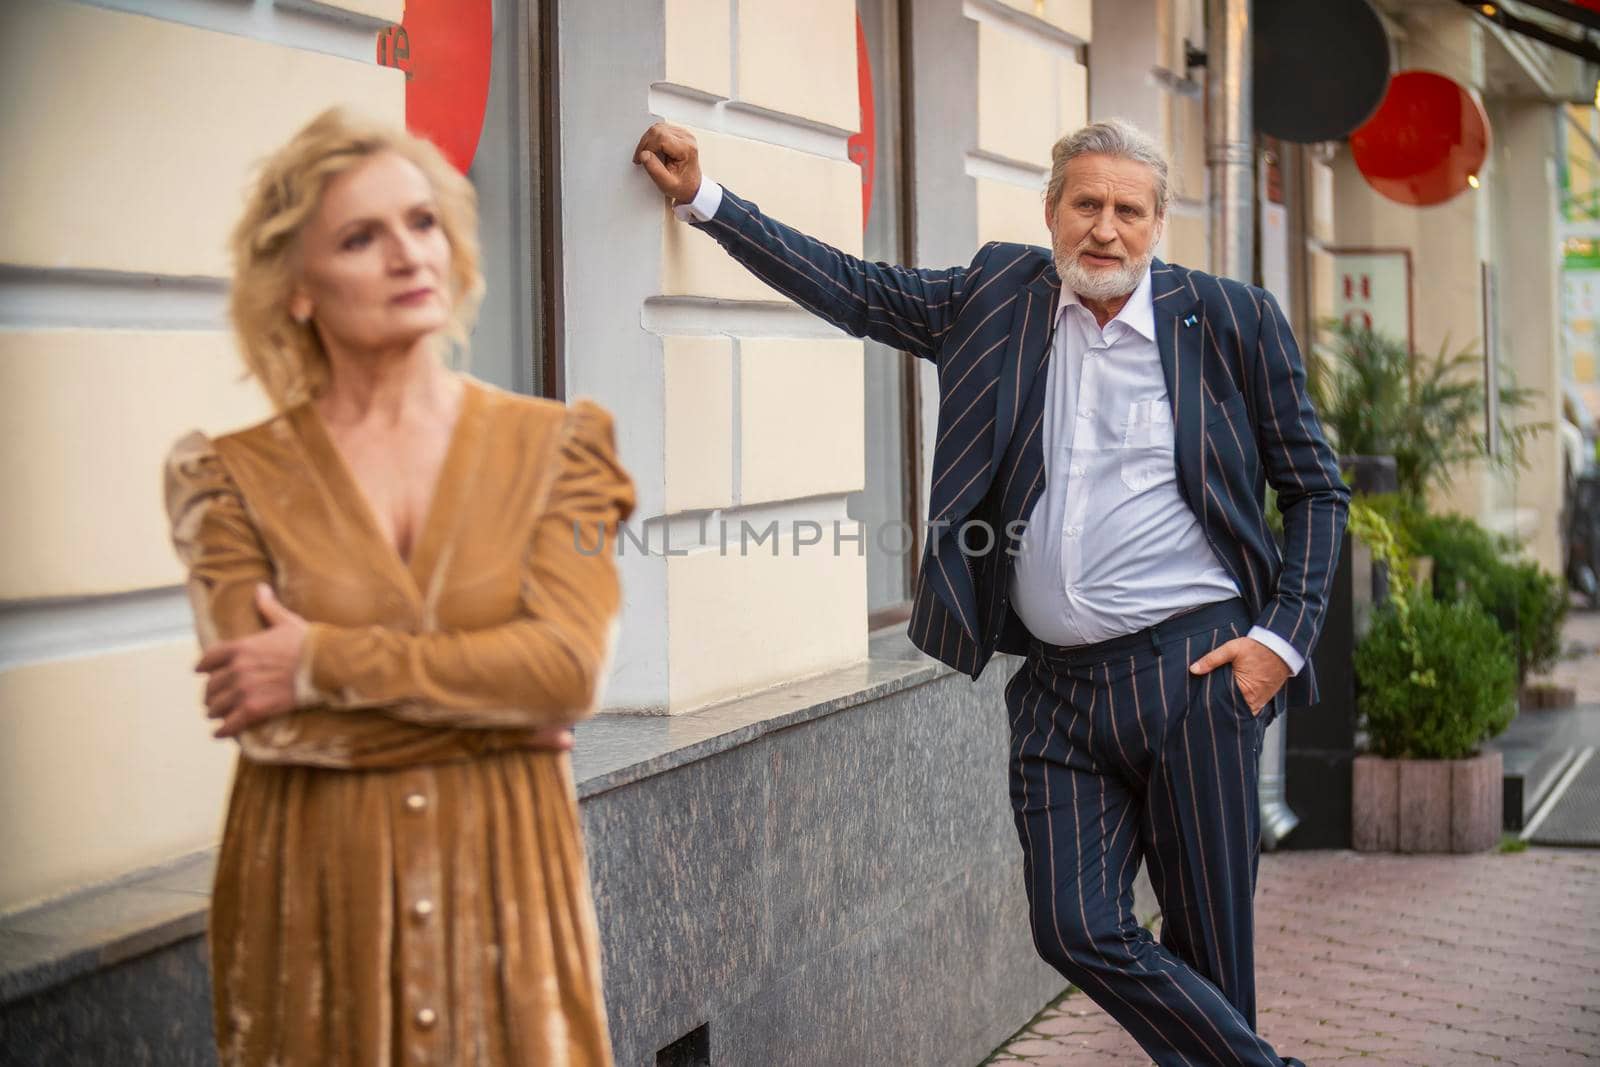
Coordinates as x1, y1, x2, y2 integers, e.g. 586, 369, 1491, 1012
1056, 264, 1156, 341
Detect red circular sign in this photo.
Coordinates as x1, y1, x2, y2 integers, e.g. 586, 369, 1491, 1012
846, 14, 875, 229
1349, 70, 1490, 207
376, 0, 494, 174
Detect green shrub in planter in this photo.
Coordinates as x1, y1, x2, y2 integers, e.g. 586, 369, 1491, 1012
1498, 562, 1567, 678
1413, 514, 1568, 680
1355, 596, 1517, 760
1413, 514, 1510, 596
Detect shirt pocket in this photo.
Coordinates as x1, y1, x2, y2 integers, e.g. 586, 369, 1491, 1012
1119, 398, 1176, 491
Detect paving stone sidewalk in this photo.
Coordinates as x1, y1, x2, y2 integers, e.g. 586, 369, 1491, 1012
986, 848, 1600, 1065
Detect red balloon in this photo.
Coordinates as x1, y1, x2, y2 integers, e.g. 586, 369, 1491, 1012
375, 0, 494, 174
1349, 70, 1491, 207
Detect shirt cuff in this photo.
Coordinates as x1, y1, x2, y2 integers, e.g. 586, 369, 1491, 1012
1248, 626, 1305, 676
672, 179, 724, 223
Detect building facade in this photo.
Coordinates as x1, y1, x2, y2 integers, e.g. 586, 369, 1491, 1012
13, 0, 1578, 1061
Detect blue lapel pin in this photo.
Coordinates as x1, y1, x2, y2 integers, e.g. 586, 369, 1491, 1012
1183, 313, 1198, 328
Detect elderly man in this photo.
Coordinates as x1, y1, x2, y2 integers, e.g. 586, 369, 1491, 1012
635, 118, 1343, 1066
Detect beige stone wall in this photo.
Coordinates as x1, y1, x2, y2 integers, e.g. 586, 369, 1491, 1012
970, 2, 1090, 246
1087, 0, 1205, 266
651, 0, 867, 712
0, 0, 398, 911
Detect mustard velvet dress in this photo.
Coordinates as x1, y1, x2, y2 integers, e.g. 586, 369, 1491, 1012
163, 379, 633, 1067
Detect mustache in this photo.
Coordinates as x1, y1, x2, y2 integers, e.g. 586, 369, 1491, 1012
1071, 241, 1124, 261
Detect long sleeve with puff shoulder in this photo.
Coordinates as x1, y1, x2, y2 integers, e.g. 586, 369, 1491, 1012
164, 385, 635, 758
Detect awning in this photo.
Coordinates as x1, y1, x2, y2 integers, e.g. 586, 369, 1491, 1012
1458, 0, 1600, 65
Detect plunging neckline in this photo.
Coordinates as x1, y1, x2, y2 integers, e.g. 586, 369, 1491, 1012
293, 377, 484, 595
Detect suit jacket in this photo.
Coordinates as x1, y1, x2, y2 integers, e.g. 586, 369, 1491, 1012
691, 187, 1349, 708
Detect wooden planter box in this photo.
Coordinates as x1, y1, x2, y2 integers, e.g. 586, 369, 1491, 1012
1351, 751, 1503, 853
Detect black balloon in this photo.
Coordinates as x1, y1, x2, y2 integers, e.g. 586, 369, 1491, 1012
1254, 0, 1392, 144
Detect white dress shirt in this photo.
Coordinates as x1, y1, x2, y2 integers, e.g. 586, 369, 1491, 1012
1007, 269, 1302, 672
677, 179, 1300, 673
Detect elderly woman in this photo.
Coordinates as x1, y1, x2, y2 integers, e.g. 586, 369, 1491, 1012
164, 109, 631, 1066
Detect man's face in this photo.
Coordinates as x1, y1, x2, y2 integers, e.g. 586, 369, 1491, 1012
1044, 153, 1164, 302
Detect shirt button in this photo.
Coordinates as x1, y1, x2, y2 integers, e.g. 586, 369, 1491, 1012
1066, 526, 1081, 537
412, 898, 435, 921
1078, 407, 1092, 417
404, 793, 427, 813
1071, 465, 1084, 476
415, 1007, 437, 1030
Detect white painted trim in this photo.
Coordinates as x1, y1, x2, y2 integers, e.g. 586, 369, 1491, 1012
0, 268, 228, 331
647, 84, 854, 162
0, 588, 195, 672
964, 150, 1048, 191
636, 494, 856, 550
730, 337, 744, 505
70, 0, 386, 64
961, 0, 1087, 56
642, 296, 850, 340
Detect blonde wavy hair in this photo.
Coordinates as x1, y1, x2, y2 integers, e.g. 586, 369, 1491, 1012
229, 108, 485, 409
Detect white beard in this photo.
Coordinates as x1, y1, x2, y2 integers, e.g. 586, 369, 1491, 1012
1055, 238, 1152, 303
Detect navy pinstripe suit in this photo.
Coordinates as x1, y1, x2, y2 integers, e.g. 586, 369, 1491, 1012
690, 187, 1346, 1065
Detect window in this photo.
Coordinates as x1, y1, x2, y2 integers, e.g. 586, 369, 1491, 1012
464, 0, 554, 395
850, 0, 923, 625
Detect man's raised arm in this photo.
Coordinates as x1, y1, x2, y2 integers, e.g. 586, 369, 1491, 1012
634, 121, 989, 365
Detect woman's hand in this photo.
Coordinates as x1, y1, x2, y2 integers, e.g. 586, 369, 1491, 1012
196, 584, 308, 739
527, 726, 577, 753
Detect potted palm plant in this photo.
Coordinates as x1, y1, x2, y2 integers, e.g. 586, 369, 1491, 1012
1311, 322, 1542, 507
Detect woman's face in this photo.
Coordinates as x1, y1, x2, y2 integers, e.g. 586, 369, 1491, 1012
290, 150, 453, 356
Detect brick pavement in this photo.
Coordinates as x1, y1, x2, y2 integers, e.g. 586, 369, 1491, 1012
986, 849, 1600, 1065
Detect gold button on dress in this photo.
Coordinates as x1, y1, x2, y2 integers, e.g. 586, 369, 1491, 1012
165, 381, 633, 1067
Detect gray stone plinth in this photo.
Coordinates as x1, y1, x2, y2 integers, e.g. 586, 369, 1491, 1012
582, 652, 1063, 1067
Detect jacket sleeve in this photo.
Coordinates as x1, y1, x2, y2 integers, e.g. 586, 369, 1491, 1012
1247, 289, 1351, 662
692, 185, 993, 364
298, 401, 636, 728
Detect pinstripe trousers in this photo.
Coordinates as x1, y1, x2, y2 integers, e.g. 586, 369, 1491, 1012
1006, 598, 1299, 1067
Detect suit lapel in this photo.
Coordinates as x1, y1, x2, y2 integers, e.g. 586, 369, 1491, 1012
1151, 261, 1206, 517
991, 267, 1058, 479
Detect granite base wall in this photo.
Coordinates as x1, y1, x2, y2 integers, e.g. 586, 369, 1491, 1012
585, 663, 1062, 1067
0, 937, 213, 1067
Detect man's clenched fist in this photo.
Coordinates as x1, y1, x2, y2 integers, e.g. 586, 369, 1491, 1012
633, 121, 703, 204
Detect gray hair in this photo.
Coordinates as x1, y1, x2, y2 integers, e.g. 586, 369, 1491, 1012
1045, 119, 1170, 218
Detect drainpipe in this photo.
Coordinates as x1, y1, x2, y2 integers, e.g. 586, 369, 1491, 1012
1206, 0, 1254, 282
1206, 0, 1299, 848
